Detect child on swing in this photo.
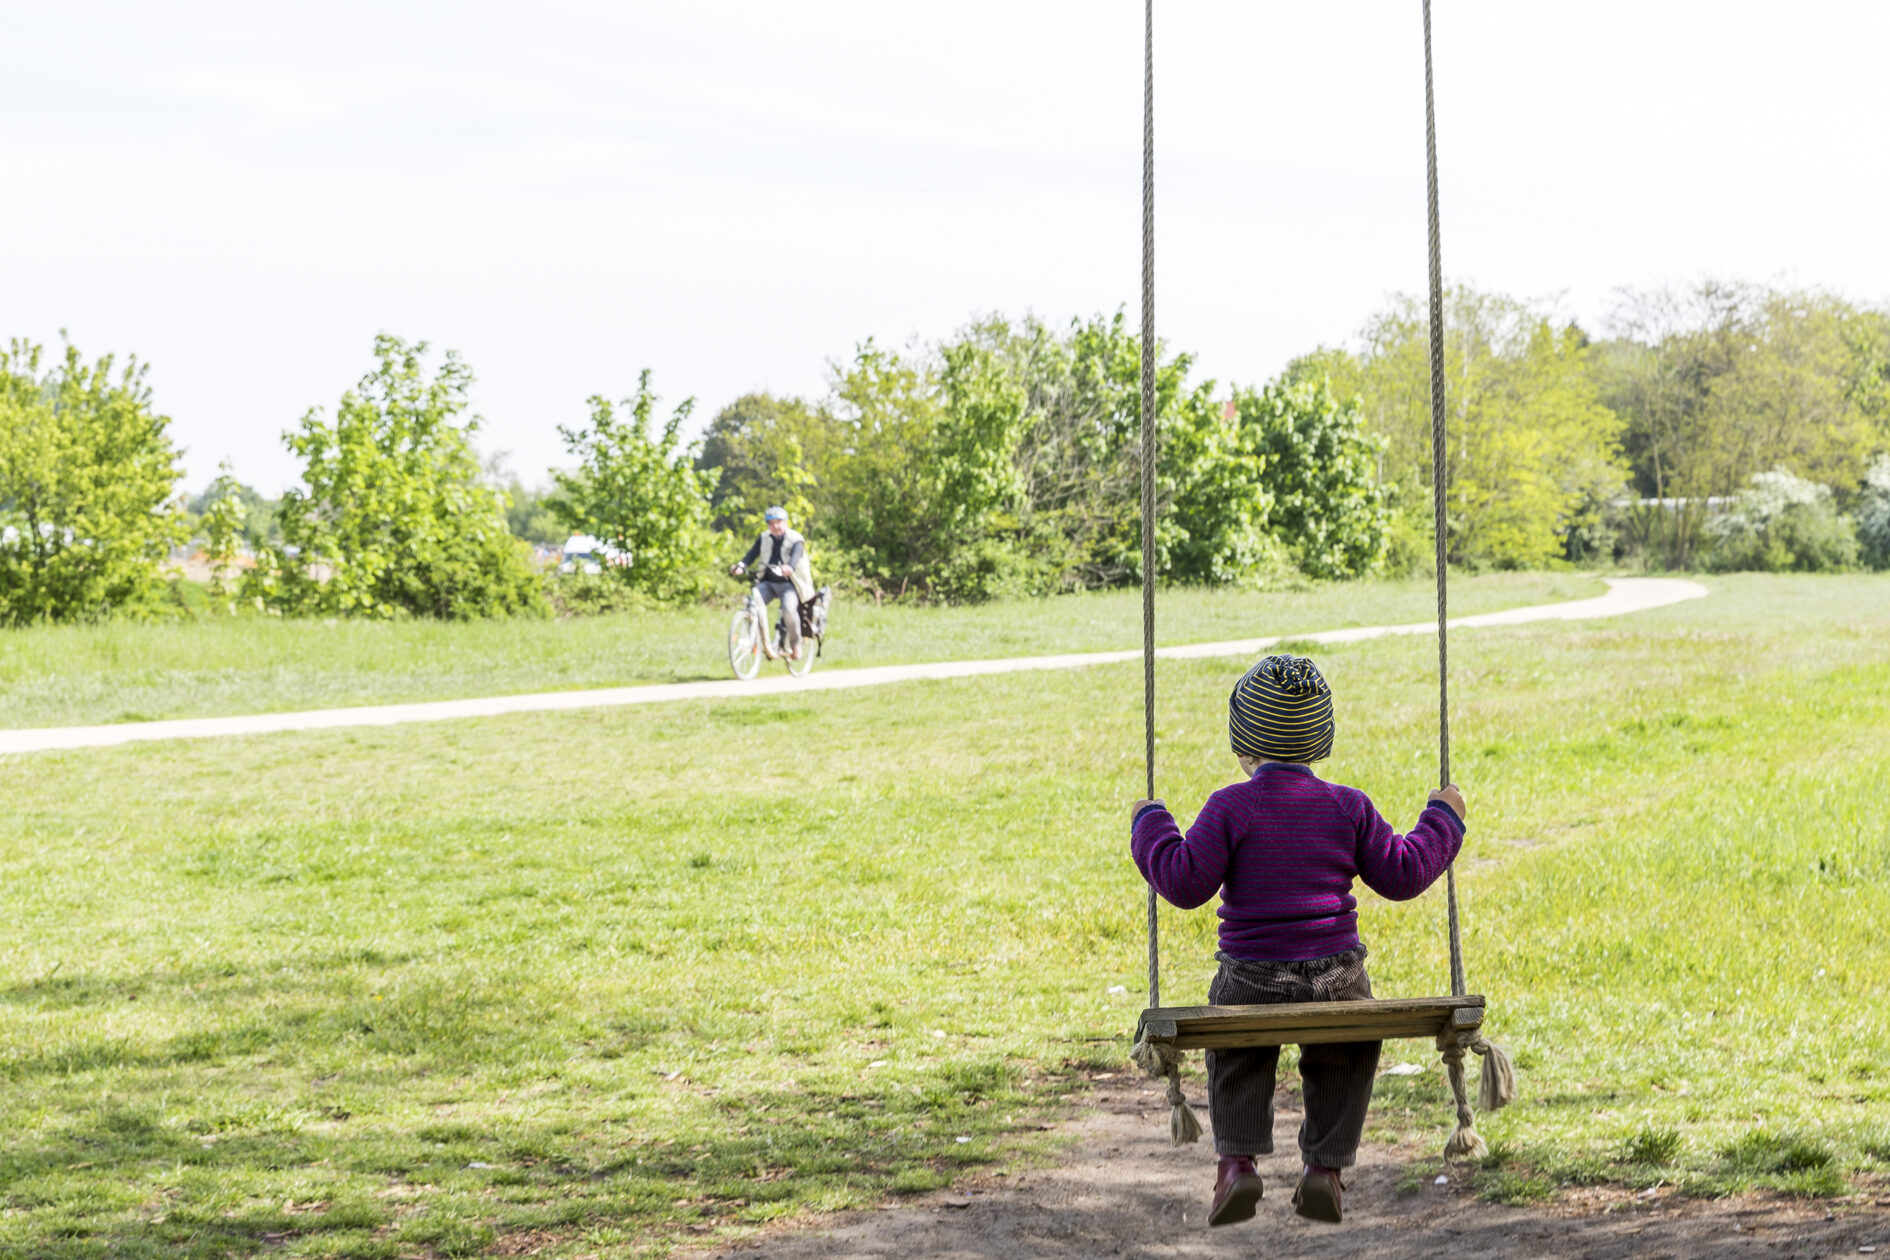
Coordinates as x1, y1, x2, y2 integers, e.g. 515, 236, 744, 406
1129, 654, 1466, 1227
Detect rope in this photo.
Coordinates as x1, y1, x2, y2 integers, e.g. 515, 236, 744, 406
1421, 0, 1519, 1156
1420, 0, 1516, 1161
1421, 0, 1466, 1003
1130, 0, 1202, 1148
1140, 0, 1160, 1015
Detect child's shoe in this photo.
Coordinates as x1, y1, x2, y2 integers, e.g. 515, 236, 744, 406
1207, 1155, 1264, 1227
1291, 1164, 1344, 1223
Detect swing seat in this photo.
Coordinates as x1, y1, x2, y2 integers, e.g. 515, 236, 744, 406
1136, 995, 1483, 1051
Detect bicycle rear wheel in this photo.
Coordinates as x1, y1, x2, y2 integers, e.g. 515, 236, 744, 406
728, 605, 762, 679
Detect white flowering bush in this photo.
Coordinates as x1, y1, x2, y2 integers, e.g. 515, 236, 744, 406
1856, 454, 1890, 571
1705, 467, 1858, 573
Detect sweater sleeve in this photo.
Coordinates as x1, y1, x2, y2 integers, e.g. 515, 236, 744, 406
1352, 795, 1465, 902
1130, 794, 1234, 910
740, 536, 762, 568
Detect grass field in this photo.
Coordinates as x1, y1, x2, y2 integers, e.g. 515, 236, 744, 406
2, 573, 1886, 1257
0, 573, 1599, 729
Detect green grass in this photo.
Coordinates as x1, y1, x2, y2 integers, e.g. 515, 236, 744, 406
0, 572, 1598, 729
1619, 1122, 1684, 1166
1, 572, 1886, 1257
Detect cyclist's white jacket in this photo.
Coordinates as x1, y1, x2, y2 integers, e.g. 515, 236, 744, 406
743, 528, 815, 602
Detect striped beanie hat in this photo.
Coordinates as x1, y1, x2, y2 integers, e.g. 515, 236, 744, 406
1228, 654, 1335, 764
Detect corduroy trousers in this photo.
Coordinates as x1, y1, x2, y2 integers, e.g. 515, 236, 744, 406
1204, 945, 1380, 1168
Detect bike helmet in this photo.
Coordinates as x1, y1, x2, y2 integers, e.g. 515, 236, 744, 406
763, 506, 788, 522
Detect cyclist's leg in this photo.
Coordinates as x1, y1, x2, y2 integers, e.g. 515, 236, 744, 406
779, 585, 803, 657
753, 582, 778, 656
757, 580, 794, 656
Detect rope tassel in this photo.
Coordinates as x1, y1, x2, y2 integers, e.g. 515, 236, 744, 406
1130, 1036, 1202, 1146
1474, 1034, 1517, 1112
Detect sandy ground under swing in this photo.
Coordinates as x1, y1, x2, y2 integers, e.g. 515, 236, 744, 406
706, 1074, 1890, 1260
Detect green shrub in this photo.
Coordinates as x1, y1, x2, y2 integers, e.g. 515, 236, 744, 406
262, 336, 546, 620
1855, 453, 1890, 570
1378, 504, 1434, 578
545, 572, 666, 617
801, 537, 895, 604
930, 537, 1058, 604
0, 339, 186, 625
552, 371, 721, 606
1706, 468, 1858, 573
1232, 375, 1389, 579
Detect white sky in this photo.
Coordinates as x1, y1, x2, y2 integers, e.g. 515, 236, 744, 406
5, 1, 1887, 494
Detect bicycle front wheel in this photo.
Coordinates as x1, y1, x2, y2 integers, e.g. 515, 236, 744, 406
728, 606, 762, 679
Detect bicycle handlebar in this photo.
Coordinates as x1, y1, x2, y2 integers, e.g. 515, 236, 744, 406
731, 566, 796, 583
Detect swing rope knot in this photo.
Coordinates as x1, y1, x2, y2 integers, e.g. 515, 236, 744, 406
1129, 1035, 1203, 1146
1439, 1027, 1516, 1160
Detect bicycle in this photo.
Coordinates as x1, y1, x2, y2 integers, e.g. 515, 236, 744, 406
727, 573, 830, 680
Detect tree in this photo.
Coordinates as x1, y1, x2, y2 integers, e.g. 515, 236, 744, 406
1305, 288, 1627, 569
261, 335, 545, 619
477, 452, 564, 546
1597, 282, 1746, 505
1841, 309, 1890, 451
188, 476, 280, 548
695, 393, 835, 533
198, 461, 249, 603
1009, 316, 1145, 587
1465, 318, 1627, 568
820, 321, 1073, 600
1596, 282, 1888, 566
551, 371, 719, 603
996, 313, 1278, 590
818, 314, 1276, 600
1150, 359, 1274, 588
823, 338, 952, 591
1694, 289, 1873, 493
1235, 375, 1388, 579
0, 338, 185, 625
502, 482, 564, 545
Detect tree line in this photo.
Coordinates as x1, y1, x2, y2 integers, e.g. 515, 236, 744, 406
1304, 281, 1890, 572
4, 279, 1888, 626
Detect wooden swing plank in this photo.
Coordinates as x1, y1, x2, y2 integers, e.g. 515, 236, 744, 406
1138, 995, 1482, 1050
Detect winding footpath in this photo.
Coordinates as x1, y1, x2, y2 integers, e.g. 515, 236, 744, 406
0, 577, 1706, 757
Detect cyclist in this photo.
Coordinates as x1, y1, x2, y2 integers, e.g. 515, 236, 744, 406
729, 506, 814, 659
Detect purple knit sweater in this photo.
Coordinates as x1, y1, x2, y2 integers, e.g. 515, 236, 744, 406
1130, 762, 1465, 961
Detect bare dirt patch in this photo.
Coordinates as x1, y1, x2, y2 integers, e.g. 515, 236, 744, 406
709, 1076, 1889, 1259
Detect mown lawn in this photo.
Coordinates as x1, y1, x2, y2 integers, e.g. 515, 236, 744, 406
0, 573, 1598, 729
1, 573, 1885, 1258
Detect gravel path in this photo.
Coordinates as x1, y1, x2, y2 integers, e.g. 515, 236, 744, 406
0, 577, 1707, 756
708, 1074, 1888, 1260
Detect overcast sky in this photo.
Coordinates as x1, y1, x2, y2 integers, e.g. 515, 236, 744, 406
5, 1, 1886, 493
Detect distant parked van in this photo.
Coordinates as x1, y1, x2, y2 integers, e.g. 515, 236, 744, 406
557, 535, 630, 575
